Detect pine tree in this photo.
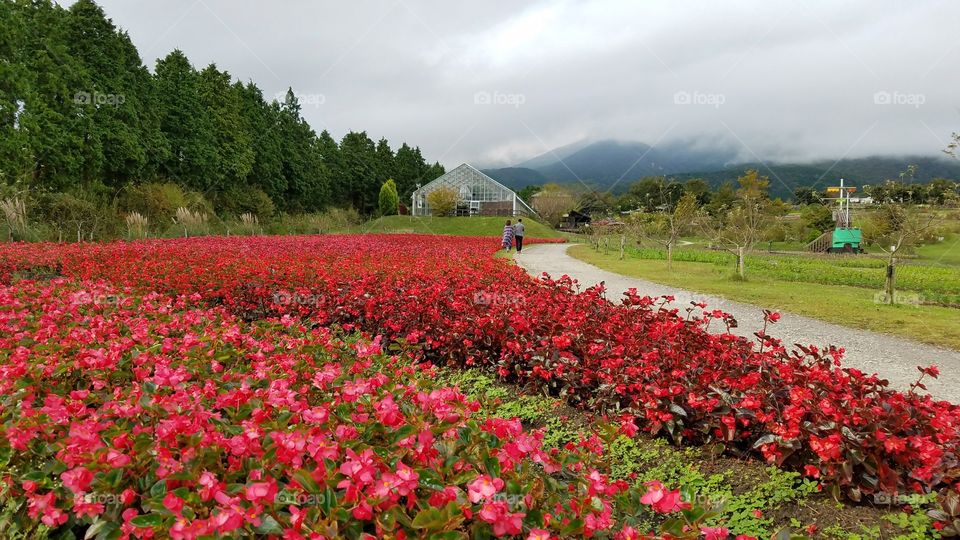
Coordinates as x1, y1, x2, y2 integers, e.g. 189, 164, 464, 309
152, 50, 217, 191
338, 131, 378, 214
0, 0, 31, 187
17, 0, 89, 191
238, 82, 285, 204
278, 88, 329, 212
197, 64, 254, 193
63, 0, 150, 188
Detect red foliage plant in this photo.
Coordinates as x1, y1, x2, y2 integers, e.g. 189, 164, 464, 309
0, 234, 958, 535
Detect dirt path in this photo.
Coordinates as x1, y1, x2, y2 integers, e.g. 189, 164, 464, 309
516, 243, 960, 402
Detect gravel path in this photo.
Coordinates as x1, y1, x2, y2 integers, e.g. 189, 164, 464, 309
516, 243, 960, 402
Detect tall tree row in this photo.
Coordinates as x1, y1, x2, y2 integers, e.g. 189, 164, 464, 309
0, 0, 444, 216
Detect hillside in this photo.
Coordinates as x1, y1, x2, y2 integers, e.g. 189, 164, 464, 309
483, 139, 960, 199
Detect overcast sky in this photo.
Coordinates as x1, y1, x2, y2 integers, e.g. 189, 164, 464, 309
72, 0, 960, 168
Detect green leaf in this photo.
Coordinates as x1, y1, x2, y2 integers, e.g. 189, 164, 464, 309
411, 507, 447, 530
129, 514, 165, 528
149, 479, 167, 498
292, 469, 321, 493
255, 516, 283, 535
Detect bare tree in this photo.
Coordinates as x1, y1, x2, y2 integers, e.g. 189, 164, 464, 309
869, 205, 936, 305
945, 131, 959, 159
701, 169, 772, 279
625, 192, 699, 270
531, 184, 577, 228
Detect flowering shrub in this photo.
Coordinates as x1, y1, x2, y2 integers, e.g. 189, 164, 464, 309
0, 234, 958, 505
0, 278, 749, 538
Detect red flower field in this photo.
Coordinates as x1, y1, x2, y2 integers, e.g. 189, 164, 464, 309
0, 234, 957, 538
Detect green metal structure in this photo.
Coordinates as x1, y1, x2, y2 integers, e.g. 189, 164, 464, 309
806, 178, 864, 253
831, 227, 862, 252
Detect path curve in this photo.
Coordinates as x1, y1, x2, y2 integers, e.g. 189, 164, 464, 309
516, 243, 960, 402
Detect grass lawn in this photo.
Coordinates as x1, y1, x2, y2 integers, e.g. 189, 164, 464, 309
569, 244, 960, 350
916, 234, 960, 267
349, 215, 566, 238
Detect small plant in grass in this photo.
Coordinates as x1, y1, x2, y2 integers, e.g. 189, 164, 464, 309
0, 197, 29, 241
239, 212, 259, 235
124, 211, 148, 239
172, 206, 208, 237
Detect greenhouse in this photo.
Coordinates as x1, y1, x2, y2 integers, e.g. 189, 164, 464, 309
410, 163, 536, 217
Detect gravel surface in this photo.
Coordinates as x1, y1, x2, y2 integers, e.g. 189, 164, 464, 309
515, 243, 960, 402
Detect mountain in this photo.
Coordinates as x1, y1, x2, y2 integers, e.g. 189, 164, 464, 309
482, 139, 960, 200
672, 156, 960, 199
482, 167, 548, 186
515, 139, 595, 170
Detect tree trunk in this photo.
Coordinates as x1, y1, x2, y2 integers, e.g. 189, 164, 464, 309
885, 255, 896, 304
736, 246, 746, 278
619, 235, 625, 260
666, 242, 674, 271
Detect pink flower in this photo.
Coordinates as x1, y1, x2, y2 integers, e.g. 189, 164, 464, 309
468, 475, 504, 503
163, 492, 184, 514
527, 528, 552, 540
479, 501, 524, 537
244, 480, 278, 505
639, 481, 688, 513
60, 467, 93, 494
702, 527, 730, 540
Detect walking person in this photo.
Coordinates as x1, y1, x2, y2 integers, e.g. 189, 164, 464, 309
501, 220, 515, 252
513, 218, 525, 253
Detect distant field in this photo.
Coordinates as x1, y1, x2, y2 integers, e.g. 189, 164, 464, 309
349, 215, 566, 238
570, 243, 960, 350
915, 234, 960, 267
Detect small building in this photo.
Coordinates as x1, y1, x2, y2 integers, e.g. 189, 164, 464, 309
559, 210, 591, 230
410, 163, 536, 217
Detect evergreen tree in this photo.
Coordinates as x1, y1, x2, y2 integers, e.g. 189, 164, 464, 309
197, 64, 254, 192
63, 0, 149, 188
338, 131, 378, 214
152, 50, 217, 190
0, 0, 31, 186
0, 0, 443, 224
238, 82, 285, 204
278, 88, 329, 212
316, 129, 341, 205
374, 137, 395, 186
17, 0, 90, 191
378, 178, 399, 216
